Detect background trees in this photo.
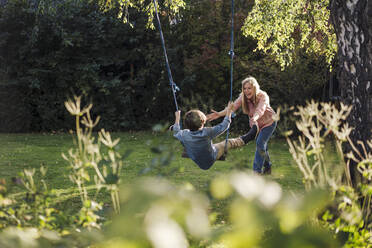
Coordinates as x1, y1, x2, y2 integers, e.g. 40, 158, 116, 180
0, 0, 330, 132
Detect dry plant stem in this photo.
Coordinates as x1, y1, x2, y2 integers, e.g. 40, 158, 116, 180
286, 137, 315, 189
365, 196, 371, 223
23, 169, 36, 193
286, 101, 356, 191
300, 137, 318, 188
64, 96, 125, 215
111, 189, 120, 214
92, 163, 106, 183
334, 139, 352, 187
76, 115, 83, 154
347, 136, 365, 162
357, 141, 368, 158
111, 192, 117, 213
76, 179, 84, 203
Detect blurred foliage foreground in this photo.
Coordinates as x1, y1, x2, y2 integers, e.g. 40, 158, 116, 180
0, 97, 371, 248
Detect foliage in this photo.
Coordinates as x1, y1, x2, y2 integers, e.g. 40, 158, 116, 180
322, 183, 372, 247
285, 100, 352, 189
101, 173, 338, 248
0, 0, 331, 132
0, 172, 339, 247
242, 0, 337, 69
0, 96, 336, 247
63, 96, 126, 214
0, 96, 128, 236
0, 168, 70, 231
0, 0, 175, 131
5, 97, 372, 247
285, 101, 372, 247
98, 0, 186, 28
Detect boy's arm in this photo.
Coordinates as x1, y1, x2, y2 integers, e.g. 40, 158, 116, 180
172, 110, 181, 133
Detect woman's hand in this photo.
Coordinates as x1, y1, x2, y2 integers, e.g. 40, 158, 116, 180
206, 110, 220, 121
225, 101, 234, 117
227, 101, 234, 112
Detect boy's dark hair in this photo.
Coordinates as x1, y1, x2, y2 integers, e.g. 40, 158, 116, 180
184, 110, 206, 131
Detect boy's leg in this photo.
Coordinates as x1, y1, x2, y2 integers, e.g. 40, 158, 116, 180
215, 138, 244, 160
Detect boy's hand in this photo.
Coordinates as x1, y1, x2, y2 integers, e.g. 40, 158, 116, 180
175, 110, 181, 124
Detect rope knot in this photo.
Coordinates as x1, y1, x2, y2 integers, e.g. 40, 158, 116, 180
171, 82, 180, 92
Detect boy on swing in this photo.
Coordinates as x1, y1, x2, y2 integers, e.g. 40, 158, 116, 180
172, 102, 257, 170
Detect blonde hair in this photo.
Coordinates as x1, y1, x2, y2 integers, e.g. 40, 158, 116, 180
241, 76, 261, 114
184, 110, 207, 131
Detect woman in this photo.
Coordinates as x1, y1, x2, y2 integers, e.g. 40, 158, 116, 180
207, 76, 277, 174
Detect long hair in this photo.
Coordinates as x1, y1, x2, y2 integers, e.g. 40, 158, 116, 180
241, 76, 261, 114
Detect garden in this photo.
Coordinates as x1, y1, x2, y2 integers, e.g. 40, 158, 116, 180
0, 0, 371, 247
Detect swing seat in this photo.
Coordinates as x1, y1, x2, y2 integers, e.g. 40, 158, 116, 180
218, 155, 226, 161
181, 149, 189, 158
181, 149, 227, 160
218, 150, 228, 161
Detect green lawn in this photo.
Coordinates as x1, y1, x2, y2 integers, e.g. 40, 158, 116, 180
0, 131, 303, 190
0, 131, 306, 221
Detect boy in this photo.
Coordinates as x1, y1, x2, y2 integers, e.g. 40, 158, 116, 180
172, 102, 257, 170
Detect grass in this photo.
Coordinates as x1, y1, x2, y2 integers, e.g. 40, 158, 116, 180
0, 131, 307, 221
0, 131, 304, 188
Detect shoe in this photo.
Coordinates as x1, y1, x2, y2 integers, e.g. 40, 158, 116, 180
263, 166, 271, 175
228, 138, 245, 148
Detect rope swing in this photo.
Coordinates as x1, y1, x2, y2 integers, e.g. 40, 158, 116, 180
152, 0, 180, 111
153, 0, 235, 161
221, 0, 235, 160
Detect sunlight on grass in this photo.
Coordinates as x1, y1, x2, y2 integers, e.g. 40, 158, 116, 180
0, 131, 308, 221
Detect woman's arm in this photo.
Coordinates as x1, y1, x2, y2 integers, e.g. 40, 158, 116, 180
251, 92, 269, 125
208, 102, 234, 139
206, 95, 241, 121
206, 109, 226, 121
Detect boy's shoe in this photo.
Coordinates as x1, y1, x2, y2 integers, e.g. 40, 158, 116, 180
230, 138, 244, 148
263, 166, 271, 175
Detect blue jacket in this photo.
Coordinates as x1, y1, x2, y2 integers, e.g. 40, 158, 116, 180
173, 116, 231, 170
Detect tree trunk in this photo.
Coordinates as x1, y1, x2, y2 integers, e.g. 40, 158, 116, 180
330, 0, 372, 184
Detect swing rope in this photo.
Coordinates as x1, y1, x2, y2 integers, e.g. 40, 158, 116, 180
152, 0, 180, 111
222, 0, 235, 159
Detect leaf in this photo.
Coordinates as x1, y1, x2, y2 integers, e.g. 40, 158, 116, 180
104, 173, 119, 185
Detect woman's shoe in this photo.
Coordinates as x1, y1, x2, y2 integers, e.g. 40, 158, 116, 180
263, 166, 271, 175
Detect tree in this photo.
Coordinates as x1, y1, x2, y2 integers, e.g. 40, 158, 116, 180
329, 0, 372, 183
242, 0, 371, 183
0, 0, 185, 131
99, 0, 186, 28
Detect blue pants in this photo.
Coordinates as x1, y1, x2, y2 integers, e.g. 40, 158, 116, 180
253, 121, 277, 173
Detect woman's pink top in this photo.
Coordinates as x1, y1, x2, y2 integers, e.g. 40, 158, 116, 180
233, 91, 276, 130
